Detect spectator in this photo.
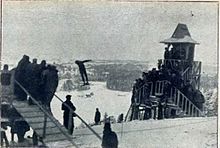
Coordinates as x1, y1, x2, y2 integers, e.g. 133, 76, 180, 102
94, 108, 101, 125
101, 122, 118, 148
62, 95, 76, 135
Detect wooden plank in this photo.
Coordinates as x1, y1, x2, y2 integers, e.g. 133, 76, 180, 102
23, 117, 45, 123
44, 133, 67, 142
35, 126, 67, 136
21, 111, 45, 118
14, 106, 41, 113
30, 121, 56, 129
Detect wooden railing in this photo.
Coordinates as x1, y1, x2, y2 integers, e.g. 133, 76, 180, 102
160, 59, 189, 72
14, 80, 79, 148
181, 67, 190, 84
157, 80, 203, 117
53, 94, 102, 141
170, 86, 203, 117
132, 80, 203, 117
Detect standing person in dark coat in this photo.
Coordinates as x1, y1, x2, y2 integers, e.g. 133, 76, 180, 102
62, 95, 76, 135
94, 108, 101, 125
75, 60, 92, 85
164, 47, 170, 59
41, 65, 58, 111
25, 58, 40, 104
1, 64, 12, 99
102, 122, 118, 148
14, 55, 30, 100
38, 60, 47, 103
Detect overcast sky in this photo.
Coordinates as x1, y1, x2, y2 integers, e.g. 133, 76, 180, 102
2, 1, 218, 67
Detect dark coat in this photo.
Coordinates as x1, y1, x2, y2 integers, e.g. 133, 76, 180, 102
1, 70, 11, 86
102, 130, 118, 148
14, 56, 30, 99
41, 67, 58, 106
94, 111, 101, 123
25, 63, 40, 99
62, 100, 76, 135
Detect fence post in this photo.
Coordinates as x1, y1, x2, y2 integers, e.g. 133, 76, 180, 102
181, 95, 184, 110
188, 102, 191, 116
184, 98, 187, 114
176, 91, 180, 106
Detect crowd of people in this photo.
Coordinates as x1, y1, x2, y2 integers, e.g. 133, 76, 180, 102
130, 47, 205, 120
14, 55, 59, 111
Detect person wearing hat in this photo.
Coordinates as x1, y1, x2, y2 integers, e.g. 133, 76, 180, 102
62, 95, 76, 135
101, 122, 118, 148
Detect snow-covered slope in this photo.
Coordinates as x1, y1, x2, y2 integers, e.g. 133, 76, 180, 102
51, 82, 131, 127
51, 82, 217, 148
73, 117, 217, 148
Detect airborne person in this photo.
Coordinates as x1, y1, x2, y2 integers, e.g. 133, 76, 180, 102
75, 60, 92, 85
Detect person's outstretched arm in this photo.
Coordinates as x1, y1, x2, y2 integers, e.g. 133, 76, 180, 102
82, 60, 92, 63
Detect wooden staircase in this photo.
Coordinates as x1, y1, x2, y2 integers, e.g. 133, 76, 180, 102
152, 80, 203, 117
13, 80, 80, 147
12, 101, 74, 143
125, 80, 204, 121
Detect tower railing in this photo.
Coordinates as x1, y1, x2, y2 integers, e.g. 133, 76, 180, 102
160, 59, 189, 72
181, 67, 190, 84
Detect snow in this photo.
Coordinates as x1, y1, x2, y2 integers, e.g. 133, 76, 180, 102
51, 81, 132, 127
4, 82, 217, 147
72, 117, 217, 148
50, 81, 217, 148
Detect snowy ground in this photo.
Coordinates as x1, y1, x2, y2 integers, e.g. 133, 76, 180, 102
51, 81, 132, 127
4, 82, 217, 148
73, 117, 217, 148
51, 82, 217, 148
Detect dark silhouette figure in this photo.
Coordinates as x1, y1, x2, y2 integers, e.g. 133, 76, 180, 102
41, 65, 58, 111
102, 122, 118, 148
164, 47, 170, 59
157, 101, 164, 120
25, 58, 40, 104
14, 55, 30, 100
38, 60, 47, 103
117, 113, 124, 123
9, 107, 30, 143
75, 60, 92, 85
1, 123, 9, 147
94, 108, 101, 125
1, 64, 12, 99
62, 95, 76, 135
1, 64, 11, 86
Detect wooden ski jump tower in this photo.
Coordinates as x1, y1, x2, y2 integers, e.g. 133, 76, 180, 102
160, 23, 201, 90
125, 23, 204, 121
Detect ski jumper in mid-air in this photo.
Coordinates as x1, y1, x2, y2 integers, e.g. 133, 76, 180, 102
75, 60, 92, 85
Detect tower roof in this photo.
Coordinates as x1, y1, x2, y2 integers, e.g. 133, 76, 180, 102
160, 23, 199, 44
